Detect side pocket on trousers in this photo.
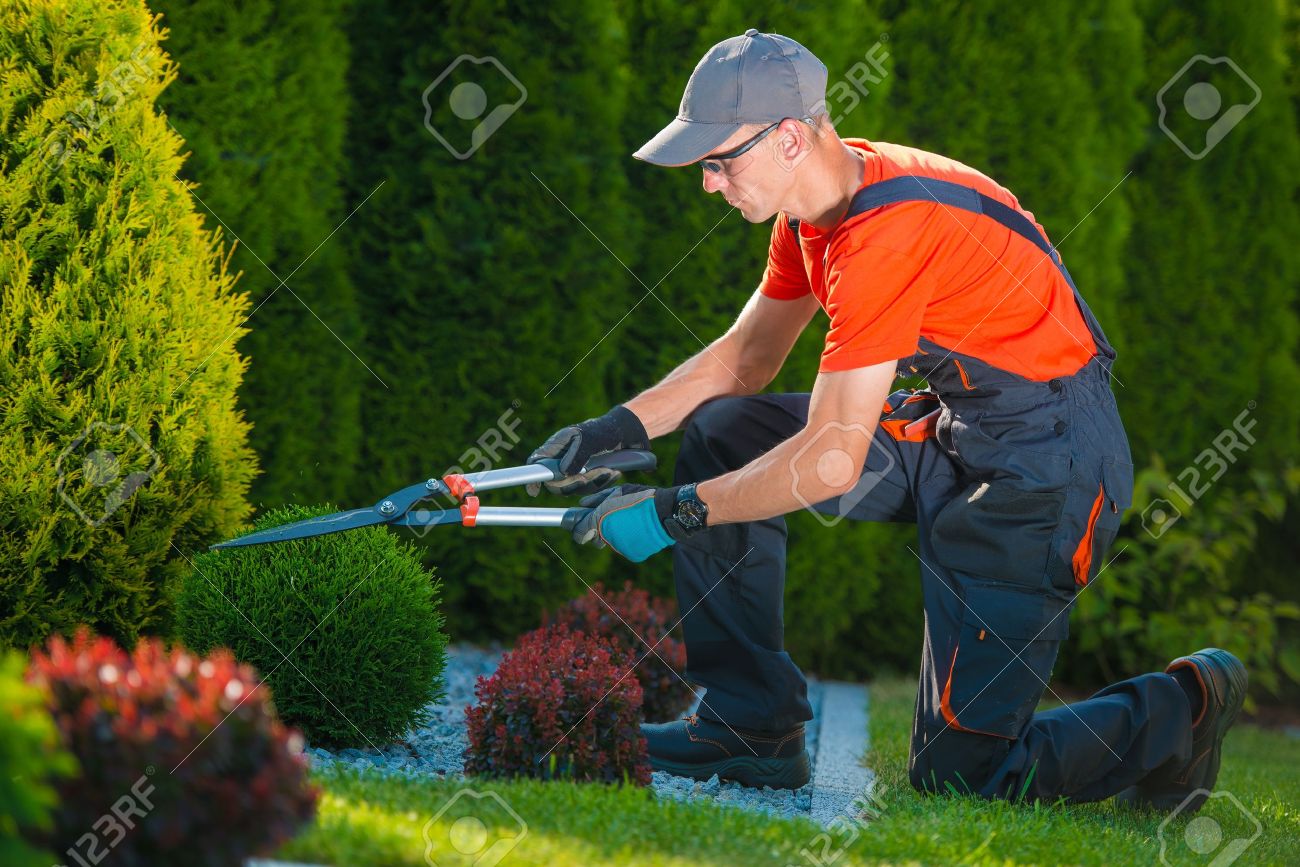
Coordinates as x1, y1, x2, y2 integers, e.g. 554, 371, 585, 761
931, 481, 1066, 589
1069, 459, 1132, 588
942, 584, 1071, 739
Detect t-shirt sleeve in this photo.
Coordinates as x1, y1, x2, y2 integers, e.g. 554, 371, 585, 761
758, 215, 812, 300
818, 242, 934, 372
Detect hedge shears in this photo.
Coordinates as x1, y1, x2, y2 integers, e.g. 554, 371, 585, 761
209, 450, 656, 551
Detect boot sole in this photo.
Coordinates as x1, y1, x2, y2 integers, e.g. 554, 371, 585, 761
650, 749, 812, 790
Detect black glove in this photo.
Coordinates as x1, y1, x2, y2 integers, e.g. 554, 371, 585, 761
526, 405, 651, 497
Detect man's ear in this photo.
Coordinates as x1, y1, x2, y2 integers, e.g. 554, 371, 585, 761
773, 118, 814, 173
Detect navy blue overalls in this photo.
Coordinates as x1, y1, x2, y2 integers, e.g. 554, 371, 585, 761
671, 176, 1196, 802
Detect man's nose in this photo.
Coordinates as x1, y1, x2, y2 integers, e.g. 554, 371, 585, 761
702, 170, 726, 195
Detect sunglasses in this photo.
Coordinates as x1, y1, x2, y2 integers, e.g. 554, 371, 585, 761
697, 117, 817, 175
697, 121, 781, 174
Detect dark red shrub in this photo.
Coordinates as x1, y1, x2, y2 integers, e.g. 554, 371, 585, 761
464, 624, 650, 785
544, 581, 694, 722
27, 629, 317, 867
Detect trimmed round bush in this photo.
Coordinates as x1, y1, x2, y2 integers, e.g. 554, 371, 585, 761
544, 580, 693, 723
465, 624, 650, 785
0, 651, 75, 867
177, 504, 448, 747
28, 629, 316, 867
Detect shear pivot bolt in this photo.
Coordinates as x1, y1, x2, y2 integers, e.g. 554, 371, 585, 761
425, 479, 438, 490
380, 500, 396, 515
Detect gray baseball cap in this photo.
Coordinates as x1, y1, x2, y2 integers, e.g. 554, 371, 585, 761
634, 29, 827, 167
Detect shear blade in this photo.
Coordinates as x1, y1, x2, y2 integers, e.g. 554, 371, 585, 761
209, 507, 387, 550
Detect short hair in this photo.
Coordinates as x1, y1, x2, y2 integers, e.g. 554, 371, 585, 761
802, 111, 833, 139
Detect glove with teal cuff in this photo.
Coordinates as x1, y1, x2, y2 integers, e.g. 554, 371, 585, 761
572, 484, 689, 562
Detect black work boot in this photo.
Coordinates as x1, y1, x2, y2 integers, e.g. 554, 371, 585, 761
1115, 648, 1248, 813
641, 712, 811, 790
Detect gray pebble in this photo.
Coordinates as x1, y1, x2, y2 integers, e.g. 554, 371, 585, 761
303, 643, 824, 820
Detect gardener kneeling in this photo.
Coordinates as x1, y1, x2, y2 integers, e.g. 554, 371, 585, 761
527, 30, 1244, 810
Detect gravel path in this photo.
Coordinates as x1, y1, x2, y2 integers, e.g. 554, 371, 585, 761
306, 643, 503, 779
306, 644, 823, 820
651, 678, 822, 820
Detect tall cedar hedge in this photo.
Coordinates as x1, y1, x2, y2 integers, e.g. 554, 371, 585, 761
152, 0, 363, 510
1119, 0, 1300, 692
175, 0, 1300, 687
1119, 1, 1300, 475
343, 0, 630, 637
0, 0, 256, 649
5, 0, 1297, 691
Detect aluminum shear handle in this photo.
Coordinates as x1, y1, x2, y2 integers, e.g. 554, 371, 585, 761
208, 449, 656, 551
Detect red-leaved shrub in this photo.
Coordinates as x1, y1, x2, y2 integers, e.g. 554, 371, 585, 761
464, 624, 650, 785
544, 581, 694, 722
27, 629, 317, 867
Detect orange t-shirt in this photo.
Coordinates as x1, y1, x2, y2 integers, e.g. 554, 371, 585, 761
759, 139, 1097, 379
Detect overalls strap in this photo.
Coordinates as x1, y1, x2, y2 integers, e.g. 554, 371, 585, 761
786, 175, 1117, 364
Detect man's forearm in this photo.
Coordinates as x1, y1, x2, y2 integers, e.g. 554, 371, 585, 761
694, 426, 860, 525
622, 335, 758, 438
692, 362, 898, 526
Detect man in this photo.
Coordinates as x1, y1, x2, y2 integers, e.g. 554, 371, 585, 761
527, 29, 1245, 809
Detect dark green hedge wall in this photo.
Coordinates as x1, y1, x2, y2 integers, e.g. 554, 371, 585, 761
341, 0, 632, 638
154, 0, 364, 510
23, 0, 1294, 692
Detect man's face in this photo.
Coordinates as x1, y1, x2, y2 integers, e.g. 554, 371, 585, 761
699, 120, 803, 222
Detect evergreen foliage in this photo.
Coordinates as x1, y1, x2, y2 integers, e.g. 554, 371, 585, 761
153, 0, 364, 510
178, 504, 448, 747
0, 0, 257, 650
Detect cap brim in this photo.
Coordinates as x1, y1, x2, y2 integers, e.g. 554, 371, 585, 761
633, 117, 743, 167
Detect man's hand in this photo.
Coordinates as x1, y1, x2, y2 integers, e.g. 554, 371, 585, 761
526, 405, 651, 496
571, 484, 683, 562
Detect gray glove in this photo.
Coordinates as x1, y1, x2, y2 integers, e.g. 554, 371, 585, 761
525, 405, 651, 497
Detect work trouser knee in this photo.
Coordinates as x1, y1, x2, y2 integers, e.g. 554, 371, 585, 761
670, 388, 958, 731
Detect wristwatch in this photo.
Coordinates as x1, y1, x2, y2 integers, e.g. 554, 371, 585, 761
670, 483, 709, 534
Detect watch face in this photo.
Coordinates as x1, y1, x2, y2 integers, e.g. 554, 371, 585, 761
676, 498, 707, 530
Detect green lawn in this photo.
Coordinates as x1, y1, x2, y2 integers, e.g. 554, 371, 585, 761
850, 678, 1300, 866
276, 677, 1300, 866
